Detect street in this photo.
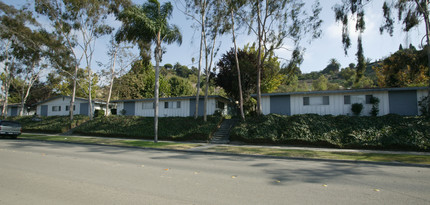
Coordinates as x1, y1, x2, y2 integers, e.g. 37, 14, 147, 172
1, 139, 429, 205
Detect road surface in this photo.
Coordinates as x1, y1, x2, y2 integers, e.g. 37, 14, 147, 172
1, 139, 429, 205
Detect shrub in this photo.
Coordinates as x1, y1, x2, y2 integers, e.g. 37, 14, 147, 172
351, 103, 363, 116
369, 96, 380, 116
230, 114, 430, 151
94, 110, 105, 117
418, 96, 429, 116
10, 115, 89, 133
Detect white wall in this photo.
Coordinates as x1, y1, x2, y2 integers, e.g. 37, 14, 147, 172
117, 98, 222, 117
261, 96, 271, 115
36, 97, 105, 116
288, 91, 389, 116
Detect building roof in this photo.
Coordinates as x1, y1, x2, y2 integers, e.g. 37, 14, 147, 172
111, 95, 230, 103
33, 95, 106, 106
253, 87, 429, 97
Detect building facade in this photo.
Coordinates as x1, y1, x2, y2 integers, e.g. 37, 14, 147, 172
34, 96, 106, 117
258, 87, 429, 116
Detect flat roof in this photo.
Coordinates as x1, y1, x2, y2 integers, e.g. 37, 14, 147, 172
111, 95, 230, 103
33, 95, 106, 106
254, 87, 429, 97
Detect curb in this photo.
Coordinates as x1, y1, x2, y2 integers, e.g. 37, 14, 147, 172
17, 137, 430, 168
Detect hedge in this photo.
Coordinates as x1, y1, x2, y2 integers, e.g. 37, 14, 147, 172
9, 115, 89, 133
230, 114, 430, 151
73, 115, 223, 141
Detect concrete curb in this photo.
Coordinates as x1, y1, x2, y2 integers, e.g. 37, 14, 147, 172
17, 135, 430, 168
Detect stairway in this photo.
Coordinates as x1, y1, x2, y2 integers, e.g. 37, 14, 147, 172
211, 119, 239, 144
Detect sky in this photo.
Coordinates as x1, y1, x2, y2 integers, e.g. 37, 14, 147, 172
3, 0, 427, 78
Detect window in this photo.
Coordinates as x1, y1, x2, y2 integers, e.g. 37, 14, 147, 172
303, 97, 310, 105
142, 102, 153, 109
344, 95, 351, 104
365, 95, 373, 104
52, 106, 61, 111
164, 101, 181, 109
303, 96, 329, 106
65, 105, 75, 111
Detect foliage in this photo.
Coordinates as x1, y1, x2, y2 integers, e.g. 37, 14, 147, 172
418, 96, 429, 117
230, 114, 430, 151
73, 115, 222, 141
168, 76, 193, 97
216, 45, 284, 112
9, 115, 89, 133
369, 96, 380, 116
312, 75, 329, 91
94, 110, 105, 118
351, 103, 363, 116
374, 47, 429, 87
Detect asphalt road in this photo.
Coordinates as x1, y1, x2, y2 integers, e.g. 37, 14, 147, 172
1, 139, 429, 205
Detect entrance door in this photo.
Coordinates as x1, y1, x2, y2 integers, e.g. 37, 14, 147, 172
41, 105, 48, 116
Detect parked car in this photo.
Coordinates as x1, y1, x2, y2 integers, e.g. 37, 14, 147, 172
0, 120, 22, 139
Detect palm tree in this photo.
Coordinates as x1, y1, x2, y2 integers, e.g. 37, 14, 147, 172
116, 0, 182, 142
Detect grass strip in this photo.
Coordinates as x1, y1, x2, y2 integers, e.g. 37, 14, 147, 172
206, 146, 430, 165
19, 134, 201, 150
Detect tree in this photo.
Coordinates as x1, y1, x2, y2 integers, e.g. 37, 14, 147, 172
216, 45, 284, 113
0, 2, 45, 117
116, 0, 182, 142
35, 0, 130, 121
246, 0, 322, 115
380, 0, 430, 113
333, 0, 369, 82
322, 58, 341, 74
312, 75, 329, 91
168, 76, 193, 97
374, 47, 429, 87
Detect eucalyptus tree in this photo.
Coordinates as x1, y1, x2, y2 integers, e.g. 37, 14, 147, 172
246, 0, 323, 115
35, 0, 130, 121
379, 0, 430, 113
333, 0, 370, 83
116, 0, 182, 142
103, 37, 137, 116
0, 2, 42, 117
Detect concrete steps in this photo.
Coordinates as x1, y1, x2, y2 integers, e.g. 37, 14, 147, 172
211, 119, 239, 144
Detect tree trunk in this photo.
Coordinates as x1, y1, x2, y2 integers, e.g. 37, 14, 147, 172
154, 31, 161, 143
88, 68, 93, 120
231, 9, 245, 121
203, 21, 210, 122
70, 64, 78, 122
256, 1, 263, 115
424, 0, 430, 114
195, 6, 206, 120
106, 47, 118, 116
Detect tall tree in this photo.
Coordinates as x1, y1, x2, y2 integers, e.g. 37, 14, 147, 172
35, 0, 130, 121
380, 0, 430, 113
334, 0, 370, 82
0, 2, 41, 117
116, 0, 182, 142
246, 0, 322, 115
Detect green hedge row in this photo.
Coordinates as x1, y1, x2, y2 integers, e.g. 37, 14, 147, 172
9, 115, 89, 133
73, 115, 222, 141
230, 114, 430, 151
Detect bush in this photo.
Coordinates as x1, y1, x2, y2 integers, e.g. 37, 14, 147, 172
94, 110, 105, 118
351, 103, 363, 116
418, 96, 429, 116
73, 115, 223, 141
9, 115, 89, 133
230, 114, 430, 151
369, 96, 380, 116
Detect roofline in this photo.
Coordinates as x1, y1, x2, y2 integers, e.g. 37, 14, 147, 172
33, 95, 106, 106
252, 87, 429, 97
111, 95, 230, 103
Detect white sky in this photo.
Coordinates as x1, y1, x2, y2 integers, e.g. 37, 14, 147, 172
3, 0, 426, 76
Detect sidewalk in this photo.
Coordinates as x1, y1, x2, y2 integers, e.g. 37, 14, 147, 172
22, 132, 430, 156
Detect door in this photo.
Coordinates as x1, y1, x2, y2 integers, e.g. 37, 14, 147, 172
41, 105, 48, 116
80, 103, 89, 116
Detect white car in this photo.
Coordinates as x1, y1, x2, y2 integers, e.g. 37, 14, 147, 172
0, 120, 22, 139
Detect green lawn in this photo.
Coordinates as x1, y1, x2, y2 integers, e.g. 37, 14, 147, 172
206, 146, 430, 165
19, 134, 201, 150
